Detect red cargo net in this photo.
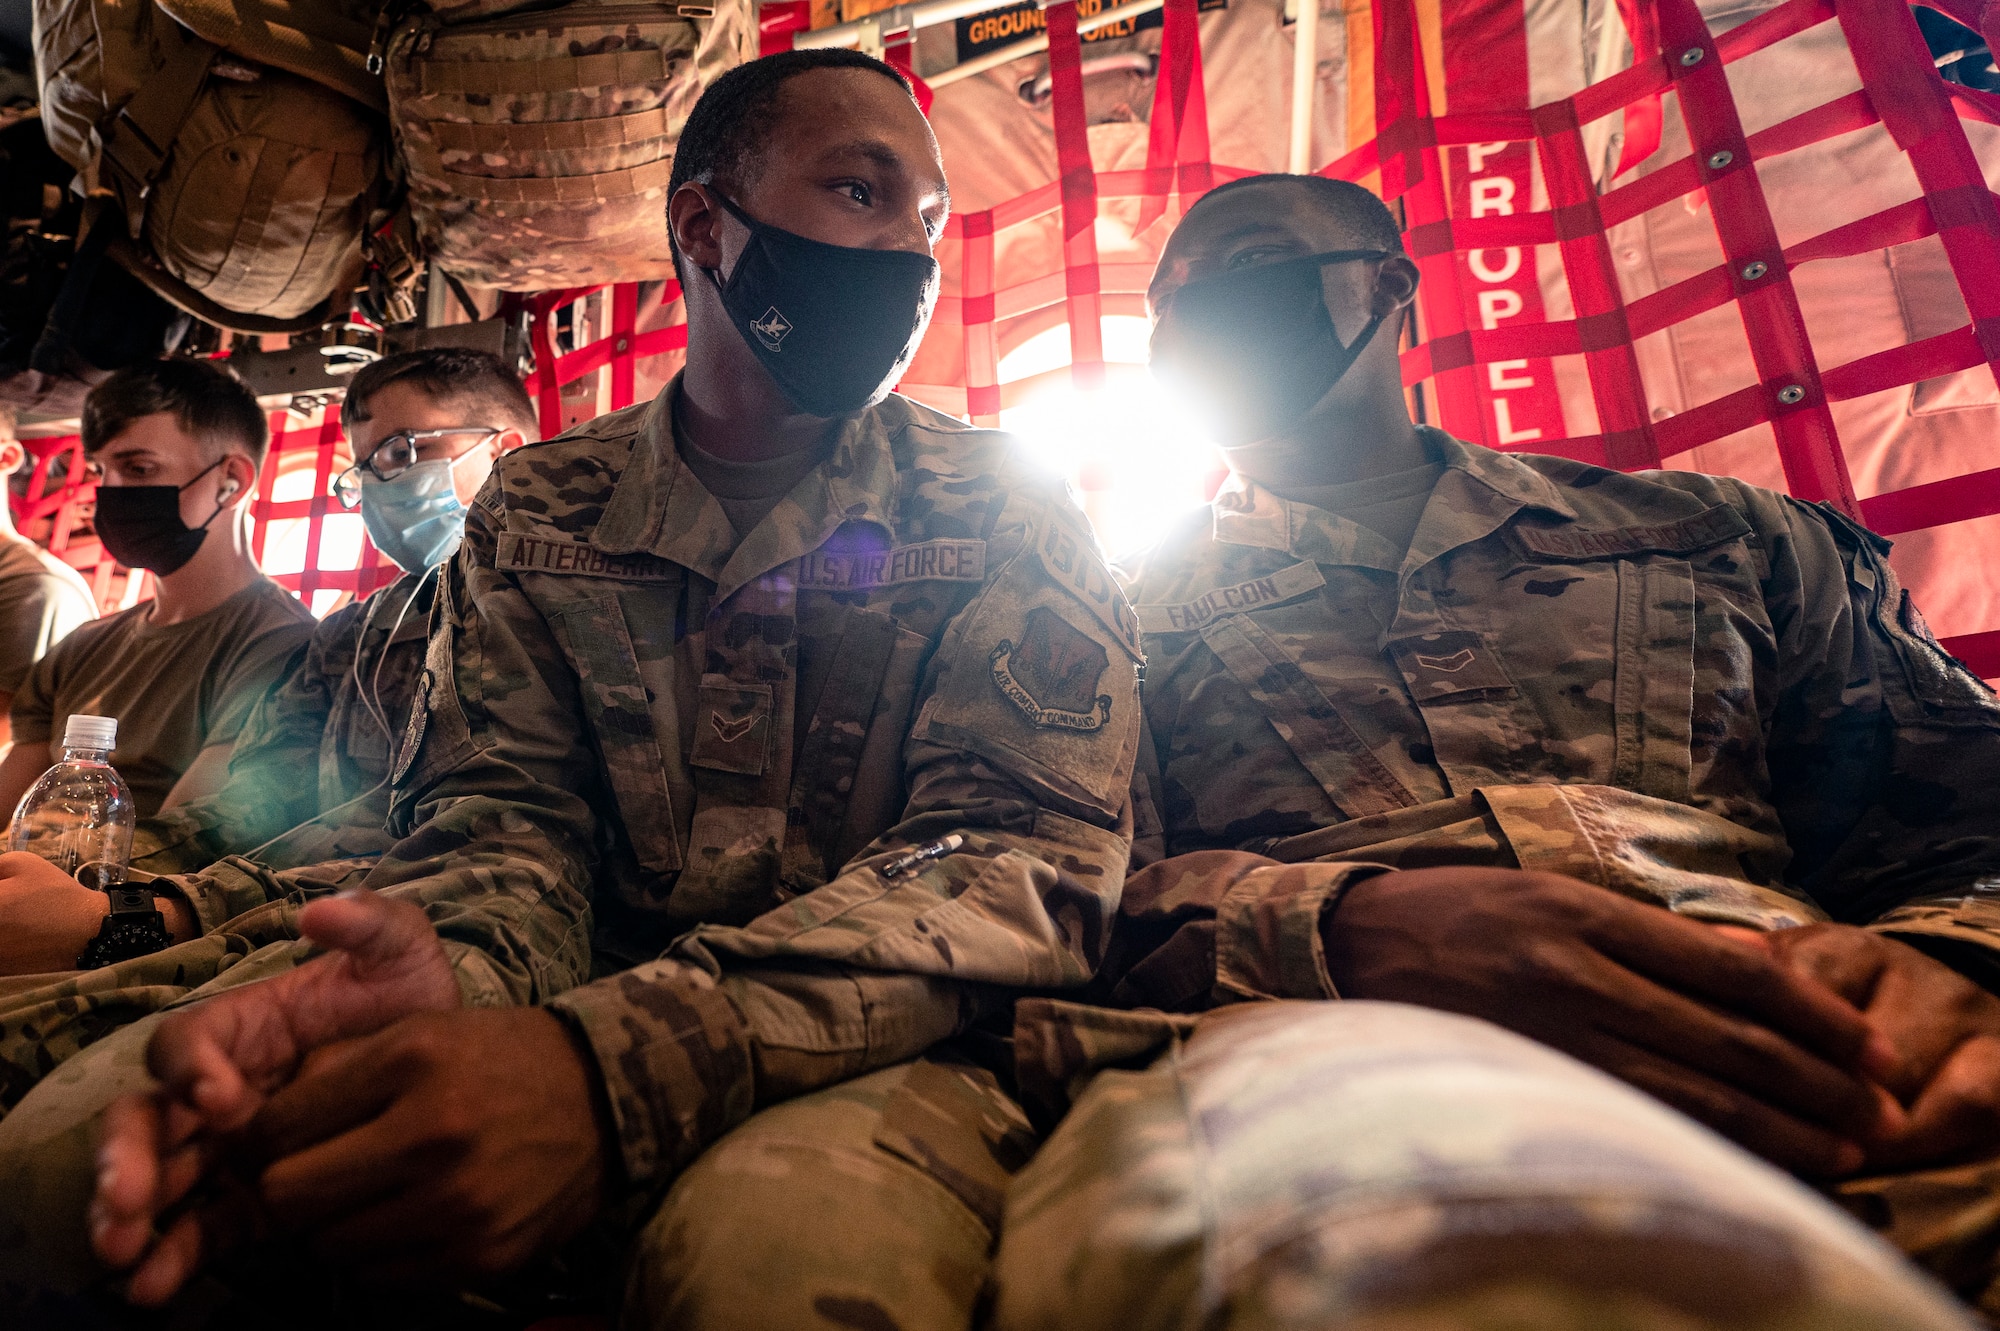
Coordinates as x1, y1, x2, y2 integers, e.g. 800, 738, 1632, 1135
9, 0, 1999, 675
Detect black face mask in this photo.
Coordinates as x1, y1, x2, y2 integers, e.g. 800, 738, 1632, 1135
93, 458, 229, 575
706, 192, 940, 418
1150, 249, 1390, 448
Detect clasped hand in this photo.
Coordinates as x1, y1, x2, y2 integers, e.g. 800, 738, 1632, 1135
1323, 867, 2000, 1177
89, 890, 610, 1306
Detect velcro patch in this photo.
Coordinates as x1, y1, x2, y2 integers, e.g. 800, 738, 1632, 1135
797, 538, 986, 592
496, 532, 680, 581
991, 606, 1113, 731
1515, 504, 1751, 561
1387, 630, 1516, 702
1035, 508, 1142, 657
1137, 561, 1326, 635
690, 680, 773, 775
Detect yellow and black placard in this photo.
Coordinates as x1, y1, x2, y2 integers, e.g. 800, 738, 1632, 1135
955, 0, 1226, 63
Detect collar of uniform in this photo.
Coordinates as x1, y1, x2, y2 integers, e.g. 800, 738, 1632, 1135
593, 376, 902, 601
1208, 429, 1580, 575
1208, 475, 1405, 573
1426, 430, 1578, 524
1396, 430, 1580, 584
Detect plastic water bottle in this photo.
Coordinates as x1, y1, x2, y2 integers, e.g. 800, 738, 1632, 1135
6, 714, 136, 887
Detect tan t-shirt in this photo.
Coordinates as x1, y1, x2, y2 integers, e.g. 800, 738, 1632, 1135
673, 409, 836, 538
10, 577, 316, 815
0, 533, 97, 694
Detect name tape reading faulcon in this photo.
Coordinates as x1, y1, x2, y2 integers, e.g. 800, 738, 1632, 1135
1136, 561, 1327, 634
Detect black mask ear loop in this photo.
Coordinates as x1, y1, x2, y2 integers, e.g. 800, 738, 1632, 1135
701, 189, 759, 294
183, 456, 234, 532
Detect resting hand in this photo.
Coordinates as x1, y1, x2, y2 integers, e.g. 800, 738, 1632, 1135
1323, 866, 1900, 1176
0, 852, 110, 974
91, 889, 459, 1304
238, 1007, 612, 1286
1750, 923, 2000, 1172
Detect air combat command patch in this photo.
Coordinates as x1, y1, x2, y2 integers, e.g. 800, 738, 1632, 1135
991, 606, 1113, 731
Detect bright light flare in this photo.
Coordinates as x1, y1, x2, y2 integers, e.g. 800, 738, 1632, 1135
999, 317, 1225, 563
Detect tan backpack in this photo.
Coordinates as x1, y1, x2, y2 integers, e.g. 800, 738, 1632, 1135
380, 0, 756, 289
33, 0, 387, 330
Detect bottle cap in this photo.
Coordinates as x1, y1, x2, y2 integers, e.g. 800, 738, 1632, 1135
62, 714, 117, 751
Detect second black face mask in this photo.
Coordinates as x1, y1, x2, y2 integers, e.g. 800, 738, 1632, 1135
1150, 249, 1390, 448
93, 458, 227, 576
707, 192, 941, 419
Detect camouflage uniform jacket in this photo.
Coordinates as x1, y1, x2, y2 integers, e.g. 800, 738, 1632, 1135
373, 384, 1141, 1190
1108, 429, 2000, 1011
125, 573, 432, 925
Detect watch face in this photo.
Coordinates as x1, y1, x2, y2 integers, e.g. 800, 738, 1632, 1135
78, 910, 173, 970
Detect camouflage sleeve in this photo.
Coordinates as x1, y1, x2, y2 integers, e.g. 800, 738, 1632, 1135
352, 488, 600, 1006
1758, 492, 2000, 964
129, 626, 331, 883
1084, 850, 1396, 1011
549, 488, 1143, 1192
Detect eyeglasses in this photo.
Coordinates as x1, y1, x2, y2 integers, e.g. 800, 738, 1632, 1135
333, 427, 501, 509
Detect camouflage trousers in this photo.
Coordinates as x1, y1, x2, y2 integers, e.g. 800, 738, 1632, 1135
1, 995, 1994, 1330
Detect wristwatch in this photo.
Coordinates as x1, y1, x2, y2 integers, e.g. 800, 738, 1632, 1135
77, 884, 175, 970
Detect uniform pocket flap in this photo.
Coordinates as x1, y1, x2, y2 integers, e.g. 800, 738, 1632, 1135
692, 679, 774, 775
1386, 631, 1518, 702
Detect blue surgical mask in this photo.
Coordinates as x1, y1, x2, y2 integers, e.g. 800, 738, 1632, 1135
359, 458, 468, 573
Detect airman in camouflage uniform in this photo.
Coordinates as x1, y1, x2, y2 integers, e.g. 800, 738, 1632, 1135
995, 172, 2000, 1328
39, 51, 1143, 1330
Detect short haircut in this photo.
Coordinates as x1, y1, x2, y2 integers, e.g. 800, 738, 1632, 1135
667, 48, 913, 280
1189, 174, 1408, 255
341, 347, 538, 439
82, 358, 269, 469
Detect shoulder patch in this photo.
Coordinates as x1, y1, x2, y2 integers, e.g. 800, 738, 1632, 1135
1136, 560, 1325, 635
798, 539, 986, 591
991, 607, 1113, 731
495, 532, 680, 582
1515, 504, 1752, 561
1033, 505, 1143, 658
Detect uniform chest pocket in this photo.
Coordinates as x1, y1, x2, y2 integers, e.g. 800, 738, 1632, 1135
1605, 559, 1697, 802
1513, 508, 1747, 802
549, 594, 683, 876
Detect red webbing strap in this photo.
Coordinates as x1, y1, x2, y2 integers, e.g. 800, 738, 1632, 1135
1136, 0, 1214, 233
1841, 0, 2000, 397
1658, 0, 1855, 513
1046, 1, 1105, 388
299, 409, 343, 604
1941, 630, 2000, 680
610, 283, 639, 411
528, 286, 602, 439
959, 209, 1002, 423
1612, 0, 1664, 175
1373, 0, 1486, 443
759, 0, 810, 55
1532, 97, 1655, 468
885, 32, 935, 114
1861, 463, 2000, 536
248, 409, 287, 570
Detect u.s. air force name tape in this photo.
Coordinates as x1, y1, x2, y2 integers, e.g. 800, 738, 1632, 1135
1136, 560, 1327, 634
797, 539, 986, 590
